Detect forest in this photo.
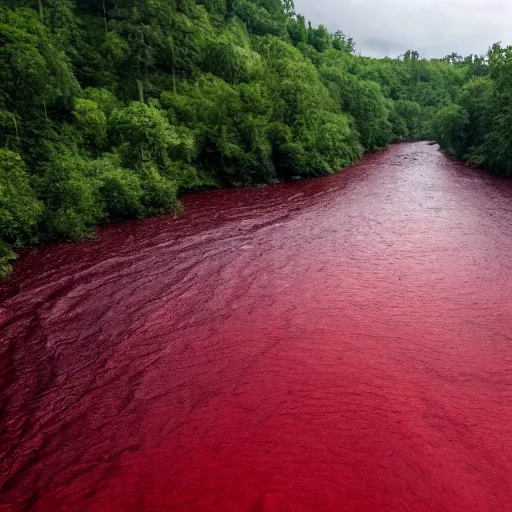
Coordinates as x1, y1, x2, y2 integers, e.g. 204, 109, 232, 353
1, 0, 511, 277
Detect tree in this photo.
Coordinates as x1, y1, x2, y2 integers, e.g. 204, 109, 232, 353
331, 30, 355, 53
307, 23, 331, 53
287, 13, 307, 46
389, 100, 422, 141
433, 104, 469, 158
110, 101, 196, 170
443, 52, 463, 66
0, 150, 44, 246
403, 50, 420, 62
0, 8, 79, 119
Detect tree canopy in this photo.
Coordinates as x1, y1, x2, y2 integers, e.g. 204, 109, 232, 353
0, 0, 508, 276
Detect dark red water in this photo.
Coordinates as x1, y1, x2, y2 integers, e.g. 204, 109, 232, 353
2, 142, 512, 511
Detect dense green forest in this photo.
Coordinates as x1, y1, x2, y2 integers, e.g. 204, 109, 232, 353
0, 0, 510, 277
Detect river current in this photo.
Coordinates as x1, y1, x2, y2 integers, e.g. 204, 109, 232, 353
1, 142, 512, 511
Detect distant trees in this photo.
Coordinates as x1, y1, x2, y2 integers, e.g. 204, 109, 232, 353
402, 50, 420, 62
331, 30, 355, 53
389, 100, 422, 141
433, 104, 468, 158
442, 52, 463, 65
432, 43, 512, 174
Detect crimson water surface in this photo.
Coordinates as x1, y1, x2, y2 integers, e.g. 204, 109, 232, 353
2, 142, 512, 511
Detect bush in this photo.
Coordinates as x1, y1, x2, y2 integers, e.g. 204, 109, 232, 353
34, 152, 106, 240
99, 166, 144, 220
0, 241, 16, 279
390, 100, 422, 141
138, 164, 181, 215
110, 101, 196, 169
0, 149, 44, 245
200, 29, 262, 84
433, 104, 469, 159
73, 98, 108, 151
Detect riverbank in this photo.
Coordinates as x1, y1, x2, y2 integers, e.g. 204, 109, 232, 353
3, 143, 512, 511
2, 141, 386, 281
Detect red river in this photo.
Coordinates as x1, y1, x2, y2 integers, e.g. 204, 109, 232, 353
1, 142, 512, 511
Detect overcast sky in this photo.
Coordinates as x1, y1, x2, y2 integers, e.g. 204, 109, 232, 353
294, 0, 512, 59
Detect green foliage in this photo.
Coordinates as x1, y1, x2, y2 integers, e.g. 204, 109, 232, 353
0, 109, 21, 150
73, 98, 108, 150
389, 100, 422, 141
233, 0, 287, 36
0, 241, 16, 280
200, 23, 262, 84
331, 31, 355, 54
287, 14, 307, 46
96, 155, 144, 219
0, 8, 80, 116
110, 101, 196, 168
478, 46, 512, 174
33, 151, 106, 240
455, 78, 492, 164
321, 67, 391, 150
347, 80, 392, 150
433, 104, 469, 159
1, 0, 510, 277
301, 111, 362, 174
83, 87, 120, 116
138, 163, 180, 215
307, 24, 331, 53
0, 150, 44, 245
162, 75, 275, 185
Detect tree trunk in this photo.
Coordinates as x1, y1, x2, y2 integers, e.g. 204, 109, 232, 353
38, 0, 44, 20
171, 42, 176, 93
12, 113, 19, 145
136, 80, 144, 103
102, 0, 108, 33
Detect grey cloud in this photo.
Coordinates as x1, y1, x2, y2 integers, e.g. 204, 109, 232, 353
293, 0, 512, 58
360, 38, 406, 57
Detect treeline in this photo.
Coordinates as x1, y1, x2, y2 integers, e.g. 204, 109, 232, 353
432, 44, 512, 174
0, 0, 498, 277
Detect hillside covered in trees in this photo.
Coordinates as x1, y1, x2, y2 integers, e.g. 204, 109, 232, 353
1, 0, 510, 277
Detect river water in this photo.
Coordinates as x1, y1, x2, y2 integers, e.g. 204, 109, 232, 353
1, 142, 512, 511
